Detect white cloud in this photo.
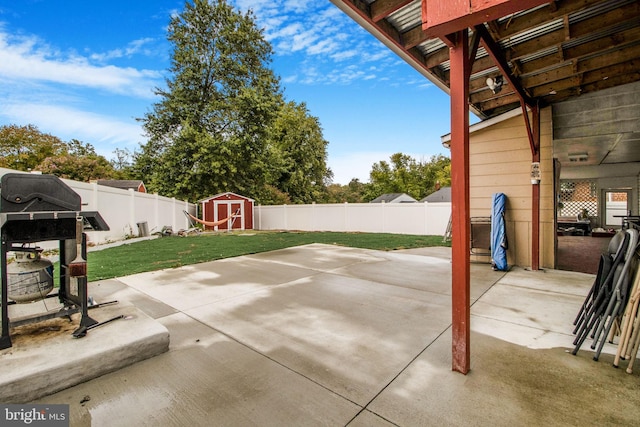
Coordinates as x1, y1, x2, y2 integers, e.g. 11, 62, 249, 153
0, 102, 145, 151
232, 1, 402, 86
0, 30, 161, 98
331, 49, 359, 62
329, 151, 376, 184
89, 37, 156, 62
0, 24, 163, 159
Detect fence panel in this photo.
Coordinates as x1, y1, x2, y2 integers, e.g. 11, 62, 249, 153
0, 168, 196, 245
255, 202, 451, 236
1, 167, 451, 241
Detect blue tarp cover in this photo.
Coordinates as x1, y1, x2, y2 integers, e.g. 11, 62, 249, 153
491, 193, 508, 271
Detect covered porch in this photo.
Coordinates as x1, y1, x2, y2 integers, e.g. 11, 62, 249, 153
330, 0, 640, 373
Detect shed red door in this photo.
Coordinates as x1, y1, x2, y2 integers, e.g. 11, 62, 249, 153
216, 201, 242, 230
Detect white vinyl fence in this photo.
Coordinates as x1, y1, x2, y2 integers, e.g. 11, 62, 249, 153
255, 202, 452, 236
70, 180, 196, 244
0, 168, 196, 245
1, 168, 450, 243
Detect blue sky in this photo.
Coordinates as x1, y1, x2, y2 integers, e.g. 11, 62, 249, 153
0, 0, 455, 184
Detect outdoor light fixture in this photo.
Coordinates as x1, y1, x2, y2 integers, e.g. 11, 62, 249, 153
486, 75, 503, 94
530, 162, 540, 184
568, 153, 589, 162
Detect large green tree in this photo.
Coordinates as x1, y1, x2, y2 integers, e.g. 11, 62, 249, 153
37, 154, 116, 182
0, 124, 67, 171
267, 101, 332, 203
326, 179, 367, 203
0, 124, 118, 181
136, 0, 283, 202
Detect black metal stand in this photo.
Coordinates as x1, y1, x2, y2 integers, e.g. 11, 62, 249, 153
1, 173, 109, 349
0, 212, 106, 349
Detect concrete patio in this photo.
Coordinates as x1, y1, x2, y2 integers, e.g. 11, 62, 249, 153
12, 244, 640, 425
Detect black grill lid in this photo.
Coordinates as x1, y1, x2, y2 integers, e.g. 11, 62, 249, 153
0, 173, 81, 213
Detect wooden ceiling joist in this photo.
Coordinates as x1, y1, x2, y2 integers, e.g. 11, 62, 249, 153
474, 24, 535, 107
493, 0, 607, 38
371, 0, 415, 22
331, 0, 640, 120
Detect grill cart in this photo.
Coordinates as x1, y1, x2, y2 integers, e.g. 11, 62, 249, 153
1, 173, 109, 349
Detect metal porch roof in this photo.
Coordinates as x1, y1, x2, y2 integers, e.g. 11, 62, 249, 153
330, 0, 640, 120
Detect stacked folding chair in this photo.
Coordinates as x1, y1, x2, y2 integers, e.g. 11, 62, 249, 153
613, 263, 640, 373
572, 229, 639, 362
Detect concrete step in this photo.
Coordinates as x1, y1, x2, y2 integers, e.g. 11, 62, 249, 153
0, 302, 169, 403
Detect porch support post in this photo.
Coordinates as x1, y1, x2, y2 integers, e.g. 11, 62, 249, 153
449, 29, 471, 374
522, 102, 541, 270
531, 104, 541, 270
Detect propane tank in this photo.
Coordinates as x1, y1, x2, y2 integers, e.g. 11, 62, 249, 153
7, 249, 54, 303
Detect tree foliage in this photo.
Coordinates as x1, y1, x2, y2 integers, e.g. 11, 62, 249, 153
0, 124, 67, 171
326, 179, 367, 203
0, 124, 119, 181
137, 0, 285, 202
364, 153, 451, 201
267, 101, 332, 203
37, 154, 116, 181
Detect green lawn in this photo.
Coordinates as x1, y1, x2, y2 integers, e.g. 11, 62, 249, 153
86, 231, 449, 281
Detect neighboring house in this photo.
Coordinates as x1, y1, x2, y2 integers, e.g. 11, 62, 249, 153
420, 187, 451, 203
96, 180, 147, 193
369, 193, 417, 203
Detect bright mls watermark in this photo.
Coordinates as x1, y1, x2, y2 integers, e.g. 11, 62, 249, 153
1, 405, 69, 426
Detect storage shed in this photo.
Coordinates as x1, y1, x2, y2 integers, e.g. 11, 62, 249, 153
199, 192, 253, 231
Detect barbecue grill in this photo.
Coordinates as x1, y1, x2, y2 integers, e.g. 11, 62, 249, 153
1, 173, 109, 349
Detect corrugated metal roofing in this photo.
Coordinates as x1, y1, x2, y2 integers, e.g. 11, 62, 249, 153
331, 0, 640, 119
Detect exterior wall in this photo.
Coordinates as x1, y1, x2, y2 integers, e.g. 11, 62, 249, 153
467, 108, 554, 269
255, 202, 451, 236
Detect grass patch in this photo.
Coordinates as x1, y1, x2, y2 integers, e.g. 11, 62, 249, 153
87, 231, 450, 282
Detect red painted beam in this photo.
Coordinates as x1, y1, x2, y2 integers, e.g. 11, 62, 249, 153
530, 105, 541, 271
520, 102, 541, 271
422, 0, 551, 37
449, 29, 471, 375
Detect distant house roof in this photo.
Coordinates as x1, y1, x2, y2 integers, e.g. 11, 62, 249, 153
370, 193, 417, 203
420, 187, 451, 203
96, 179, 146, 193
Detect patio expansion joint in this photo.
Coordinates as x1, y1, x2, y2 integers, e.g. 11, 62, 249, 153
470, 311, 573, 338
470, 271, 507, 306
343, 262, 508, 424
344, 326, 451, 426
177, 310, 366, 412
488, 280, 589, 299
253, 257, 378, 276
